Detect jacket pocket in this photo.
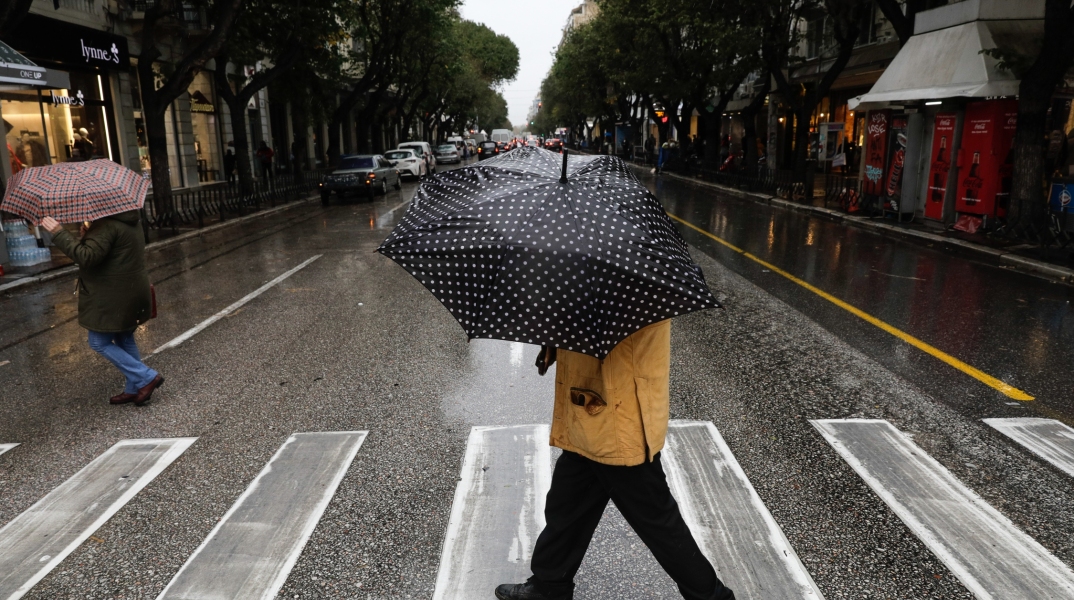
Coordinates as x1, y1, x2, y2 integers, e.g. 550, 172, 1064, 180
562, 376, 617, 458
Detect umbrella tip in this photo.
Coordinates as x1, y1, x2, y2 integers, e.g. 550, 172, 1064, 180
559, 151, 568, 184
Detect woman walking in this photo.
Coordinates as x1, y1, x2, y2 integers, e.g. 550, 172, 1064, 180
40, 211, 163, 405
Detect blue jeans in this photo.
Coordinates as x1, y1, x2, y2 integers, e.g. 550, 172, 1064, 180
87, 330, 158, 394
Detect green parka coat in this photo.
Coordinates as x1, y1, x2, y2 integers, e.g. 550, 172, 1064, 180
51, 210, 152, 333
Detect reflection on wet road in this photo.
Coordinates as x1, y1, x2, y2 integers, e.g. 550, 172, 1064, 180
648, 172, 1073, 419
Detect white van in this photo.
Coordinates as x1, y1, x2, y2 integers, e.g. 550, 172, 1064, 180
490, 129, 512, 144
398, 141, 435, 172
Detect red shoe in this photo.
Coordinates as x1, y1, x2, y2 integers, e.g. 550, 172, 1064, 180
134, 375, 164, 406
110, 393, 137, 405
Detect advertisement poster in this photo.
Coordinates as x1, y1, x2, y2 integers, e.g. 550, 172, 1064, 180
957, 100, 1017, 216
925, 112, 957, 221
883, 116, 909, 212
863, 110, 890, 197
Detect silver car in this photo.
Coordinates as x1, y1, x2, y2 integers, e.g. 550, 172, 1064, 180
435, 144, 461, 164
319, 154, 402, 205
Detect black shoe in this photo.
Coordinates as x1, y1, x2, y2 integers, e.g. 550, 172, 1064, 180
494, 581, 572, 600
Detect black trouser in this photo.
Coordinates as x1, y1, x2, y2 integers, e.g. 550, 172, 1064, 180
530, 451, 732, 600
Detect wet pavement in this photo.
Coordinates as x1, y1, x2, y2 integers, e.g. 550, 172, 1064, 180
0, 155, 1071, 599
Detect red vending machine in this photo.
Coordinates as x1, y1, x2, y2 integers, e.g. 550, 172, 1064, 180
925, 112, 957, 221
956, 99, 1018, 219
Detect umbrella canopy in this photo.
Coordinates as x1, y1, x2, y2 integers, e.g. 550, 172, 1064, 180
377, 147, 719, 358
0, 159, 149, 224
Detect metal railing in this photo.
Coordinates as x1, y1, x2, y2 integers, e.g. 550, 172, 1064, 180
57, 0, 102, 16
140, 170, 326, 233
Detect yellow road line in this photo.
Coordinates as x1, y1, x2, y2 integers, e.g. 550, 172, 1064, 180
669, 213, 1035, 401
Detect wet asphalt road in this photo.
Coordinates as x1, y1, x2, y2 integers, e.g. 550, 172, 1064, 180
0, 155, 1072, 599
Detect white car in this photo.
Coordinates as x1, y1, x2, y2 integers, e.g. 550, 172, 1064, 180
384, 148, 426, 178
398, 141, 436, 173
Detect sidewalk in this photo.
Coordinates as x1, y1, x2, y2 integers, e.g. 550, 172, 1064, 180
0, 195, 319, 293
636, 165, 1074, 285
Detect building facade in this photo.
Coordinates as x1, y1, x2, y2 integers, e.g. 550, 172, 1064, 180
0, 0, 276, 195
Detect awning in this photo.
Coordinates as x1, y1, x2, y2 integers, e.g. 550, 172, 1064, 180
850, 19, 1042, 110
0, 39, 46, 87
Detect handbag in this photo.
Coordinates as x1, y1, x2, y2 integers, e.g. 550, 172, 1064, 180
150, 284, 157, 319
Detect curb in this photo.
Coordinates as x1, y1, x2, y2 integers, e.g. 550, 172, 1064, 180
636, 165, 1074, 285
0, 196, 318, 294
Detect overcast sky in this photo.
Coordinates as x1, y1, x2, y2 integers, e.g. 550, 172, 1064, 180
460, 0, 582, 128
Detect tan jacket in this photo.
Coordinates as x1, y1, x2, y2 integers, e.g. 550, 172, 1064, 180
550, 320, 670, 466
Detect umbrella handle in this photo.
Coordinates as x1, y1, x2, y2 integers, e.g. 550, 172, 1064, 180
560, 151, 568, 184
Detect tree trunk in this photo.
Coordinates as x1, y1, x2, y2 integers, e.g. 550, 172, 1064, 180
144, 103, 173, 219
792, 104, 812, 178
224, 96, 255, 195
1009, 101, 1048, 232
741, 80, 771, 175
1007, 0, 1074, 234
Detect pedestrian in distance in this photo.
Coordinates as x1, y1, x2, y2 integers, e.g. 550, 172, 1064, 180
256, 141, 274, 181
495, 321, 736, 600
224, 148, 237, 185
39, 212, 163, 406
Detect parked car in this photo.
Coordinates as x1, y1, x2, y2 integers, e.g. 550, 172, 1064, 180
477, 140, 499, 161
319, 154, 401, 205
398, 141, 436, 173
384, 148, 426, 178
436, 144, 461, 164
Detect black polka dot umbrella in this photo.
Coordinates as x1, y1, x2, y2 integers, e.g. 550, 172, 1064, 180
377, 146, 719, 358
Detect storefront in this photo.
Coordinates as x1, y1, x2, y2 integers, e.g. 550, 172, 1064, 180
849, 2, 1040, 228
188, 71, 223, 182
3, 14, 129, 168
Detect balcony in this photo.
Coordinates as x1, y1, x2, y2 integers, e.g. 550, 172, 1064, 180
128, 1, 206, 28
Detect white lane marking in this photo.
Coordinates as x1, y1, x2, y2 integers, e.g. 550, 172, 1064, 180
156, 431, 367, 600
149, 254, 322, 356
0, 438, 196, 599
984, 418, 1074, 479
812, 419, 1074, 599
0, 443, 19, 457
664, 421, 823, 598
433, 425, 551, 600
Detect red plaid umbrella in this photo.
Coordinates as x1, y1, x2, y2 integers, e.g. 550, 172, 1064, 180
0, 159, 149, 224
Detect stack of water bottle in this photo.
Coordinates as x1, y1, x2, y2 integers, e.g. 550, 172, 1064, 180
3, 220, 52, 267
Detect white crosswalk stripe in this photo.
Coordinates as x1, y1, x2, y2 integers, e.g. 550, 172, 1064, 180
433, 425, 551, 600
983, 417, 1074, 479
2, 417, 1073, 598
156, 431, 367, 600
664, 421, 823, 599
0, 437, 197, 600
812, 419, 1074, 600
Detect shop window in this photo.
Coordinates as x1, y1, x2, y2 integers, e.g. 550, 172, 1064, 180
2, 72, 118, 170
188, 71, 222, 182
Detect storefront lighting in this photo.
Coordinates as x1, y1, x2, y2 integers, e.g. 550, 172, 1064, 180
98, 75, 113, 161
926, 101, 942, 106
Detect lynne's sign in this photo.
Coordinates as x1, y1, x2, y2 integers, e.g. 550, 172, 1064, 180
81, 40, 121, 65
50, 90, 85, 106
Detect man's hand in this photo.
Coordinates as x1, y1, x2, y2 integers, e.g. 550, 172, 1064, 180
39, 217, 63, 234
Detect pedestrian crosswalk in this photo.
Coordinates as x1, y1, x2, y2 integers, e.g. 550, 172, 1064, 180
0, 438, 197, 600
813, 419, 1074, 599
0, 418, 1072, 598
983, 417, 1074, 479
157, 431, 367, 599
